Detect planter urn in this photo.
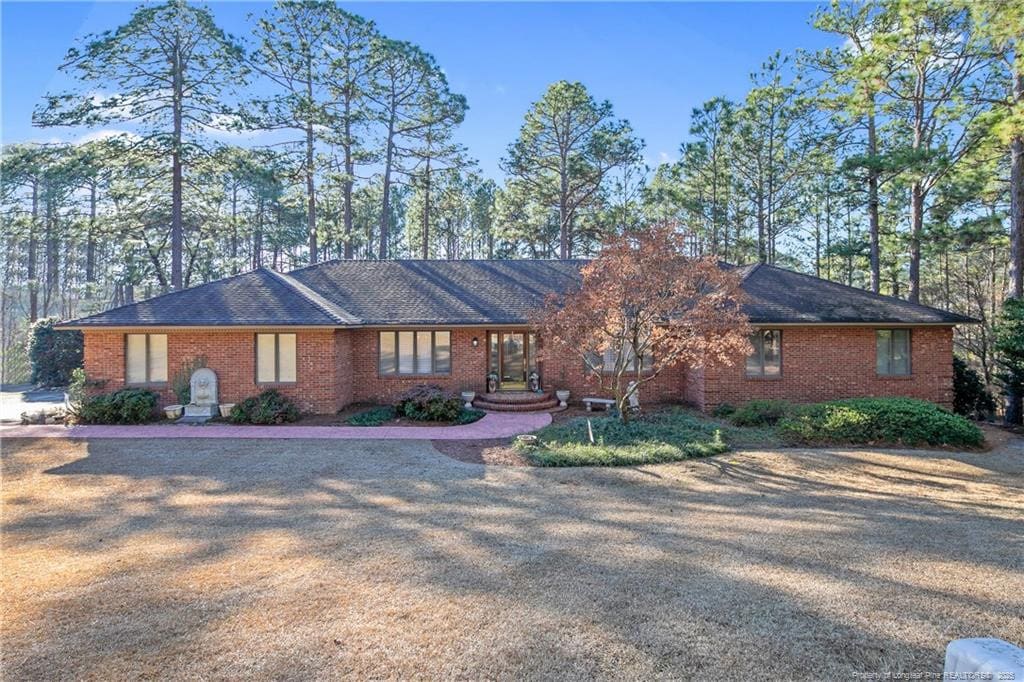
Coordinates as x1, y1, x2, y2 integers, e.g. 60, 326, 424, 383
164, 404, 183, 420
461, 391, 476, 409
555, 390, 570, 408
219, 403, 235, 418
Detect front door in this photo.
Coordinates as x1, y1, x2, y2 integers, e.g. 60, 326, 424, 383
488, 331, 537, 390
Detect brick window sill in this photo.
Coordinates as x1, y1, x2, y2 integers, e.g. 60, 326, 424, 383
256, 382, 298, 388
745, 375, 782, 381
876, 374, 913, 380
378, 374, 454, 380
126, 382, 168, 389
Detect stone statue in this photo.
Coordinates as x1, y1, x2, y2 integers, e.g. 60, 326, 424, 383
183, 368, 218, 418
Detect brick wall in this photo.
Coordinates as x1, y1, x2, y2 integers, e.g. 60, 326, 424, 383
82, 328, 341, 414
82, 324, 956, 415
698, 325, 955, 411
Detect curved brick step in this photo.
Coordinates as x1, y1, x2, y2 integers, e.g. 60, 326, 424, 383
473, 396, 560, 412
476, 391, 553, 405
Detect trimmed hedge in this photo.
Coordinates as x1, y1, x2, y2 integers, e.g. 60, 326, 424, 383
229, 390, 300, 425
395, 384, 462, 422
346, 406, 397, 426
77, 388, 157, 424
729, 399, 793, 427
27, 317, 83, 387
775, 398, 984, 448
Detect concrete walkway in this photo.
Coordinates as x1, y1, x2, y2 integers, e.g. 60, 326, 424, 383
0, 410, 551, 440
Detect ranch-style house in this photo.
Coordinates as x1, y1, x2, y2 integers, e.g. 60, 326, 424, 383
57, 259, 973, 413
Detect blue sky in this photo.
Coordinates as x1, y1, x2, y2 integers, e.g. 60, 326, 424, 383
1, 1, 836, 179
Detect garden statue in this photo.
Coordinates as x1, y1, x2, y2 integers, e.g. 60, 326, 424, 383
183, 368, 218, 418
487, 372, 498, 393
529, 371, 540, 392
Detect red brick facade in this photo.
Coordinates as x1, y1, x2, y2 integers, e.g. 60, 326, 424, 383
81, 324, 955, 414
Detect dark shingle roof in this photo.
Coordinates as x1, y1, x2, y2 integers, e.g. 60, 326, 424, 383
737, 263, 974, 324
289, 259, 585, 325
59, 258, 974, 328
60, 268, 351, 327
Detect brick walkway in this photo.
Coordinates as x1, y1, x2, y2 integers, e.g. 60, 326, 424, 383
0, 411, 551, 441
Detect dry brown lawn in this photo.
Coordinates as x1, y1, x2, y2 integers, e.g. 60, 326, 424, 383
2, 436, 1022, 680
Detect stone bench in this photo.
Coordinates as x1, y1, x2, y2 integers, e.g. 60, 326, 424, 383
583, 397, 615, 412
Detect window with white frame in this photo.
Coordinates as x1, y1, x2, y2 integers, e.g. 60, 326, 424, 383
125, 334, 168, 384
256, 333, 297, 383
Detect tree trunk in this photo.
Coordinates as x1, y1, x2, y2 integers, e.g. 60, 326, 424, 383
908, 181, 924, 303
230, 184, 238, 273
421, 160, 431, 259
86, 183, 97, 283
379, 114, 396, 260
559, 154, 570, 259
28, 179, 38, 322
1005, 72, 1023, 425
866, 102, 881, 294
171, 35, 184, 291
343, 107, 354, 260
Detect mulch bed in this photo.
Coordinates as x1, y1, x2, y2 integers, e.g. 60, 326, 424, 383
431, 438, 532, 466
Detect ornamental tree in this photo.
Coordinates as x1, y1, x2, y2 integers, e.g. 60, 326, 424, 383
535, 224, 751, 423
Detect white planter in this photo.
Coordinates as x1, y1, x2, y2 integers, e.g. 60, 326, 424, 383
555, 390, 570, 407
219, 403, 235, 418
164, 404, 183, 420
461, 391, 476, 409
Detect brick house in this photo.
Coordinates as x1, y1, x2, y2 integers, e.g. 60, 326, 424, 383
58, 259, 972, 413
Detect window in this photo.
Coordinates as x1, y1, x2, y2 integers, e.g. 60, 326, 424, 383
379, 330, 451, 375
586, 342, 653, 374
746, 329, 782, 377
876, 329, 910, 376
125, 334, 168, 384
256, 333, 297, 383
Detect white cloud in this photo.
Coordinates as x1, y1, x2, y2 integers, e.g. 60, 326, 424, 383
75, 129, 139, 145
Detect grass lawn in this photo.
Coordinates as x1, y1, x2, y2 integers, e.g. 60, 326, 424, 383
522, 408, 780, 466
3, 436, 1021, 678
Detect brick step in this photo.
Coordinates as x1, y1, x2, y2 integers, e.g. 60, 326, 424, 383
473, 396, 560, 412
475, 391, 552, 405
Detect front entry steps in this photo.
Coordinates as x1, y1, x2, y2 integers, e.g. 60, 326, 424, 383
473, 390, 559, 412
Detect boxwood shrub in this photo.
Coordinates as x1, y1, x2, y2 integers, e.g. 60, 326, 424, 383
729, 399, 793, 427
775, 397, 984, 448
346, 405, 397, 426
229, 390, 300, 425
77, 388, 157, 424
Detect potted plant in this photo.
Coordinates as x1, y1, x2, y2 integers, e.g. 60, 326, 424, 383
555, 389, 570, 407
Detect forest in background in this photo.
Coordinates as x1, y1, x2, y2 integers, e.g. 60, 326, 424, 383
1, 0, 1021, 407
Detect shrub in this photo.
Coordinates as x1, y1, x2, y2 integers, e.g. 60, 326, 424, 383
346, 405, 396, 426
229, 390, 300, 425
775, 397, 984, 448
711, 403, 736, 419
953, 357, 995, 420
395, 384, 461, 422
454, 408, 486, 425
27, 317, 83, 387
730, 399, 792, 427
77, 388, 157, 424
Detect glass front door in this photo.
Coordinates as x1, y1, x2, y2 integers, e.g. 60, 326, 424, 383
488, 331, 538, 390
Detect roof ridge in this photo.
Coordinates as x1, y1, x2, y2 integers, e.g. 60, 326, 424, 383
262, 267, 361, 325
755, 262, 974, 321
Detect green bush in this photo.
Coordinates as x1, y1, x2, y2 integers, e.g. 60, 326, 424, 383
711, 403, 736, 418
395, 384, 462, 422
775, 397, 984, 448
77, 388, 157, 424
953, 357, 995, 419
27, 317, 83, 387
229, 390, 300, 425
523, 409, 730, 467
346, 405, 396, 426
454, 408, 486, 425
730, 399, 793, 427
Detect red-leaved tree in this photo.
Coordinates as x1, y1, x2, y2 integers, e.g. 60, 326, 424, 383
536, 224, 751, 422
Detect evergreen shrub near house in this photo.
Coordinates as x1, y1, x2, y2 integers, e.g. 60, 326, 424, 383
27, 317, 83, 387
775, 398, 984, 448
77, 388, 158, 424
395, 384, 462, 422
346, 405, 397, 426
229, 390, 300, 425
729, 399, 793, 427
952, 357, 995, 420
